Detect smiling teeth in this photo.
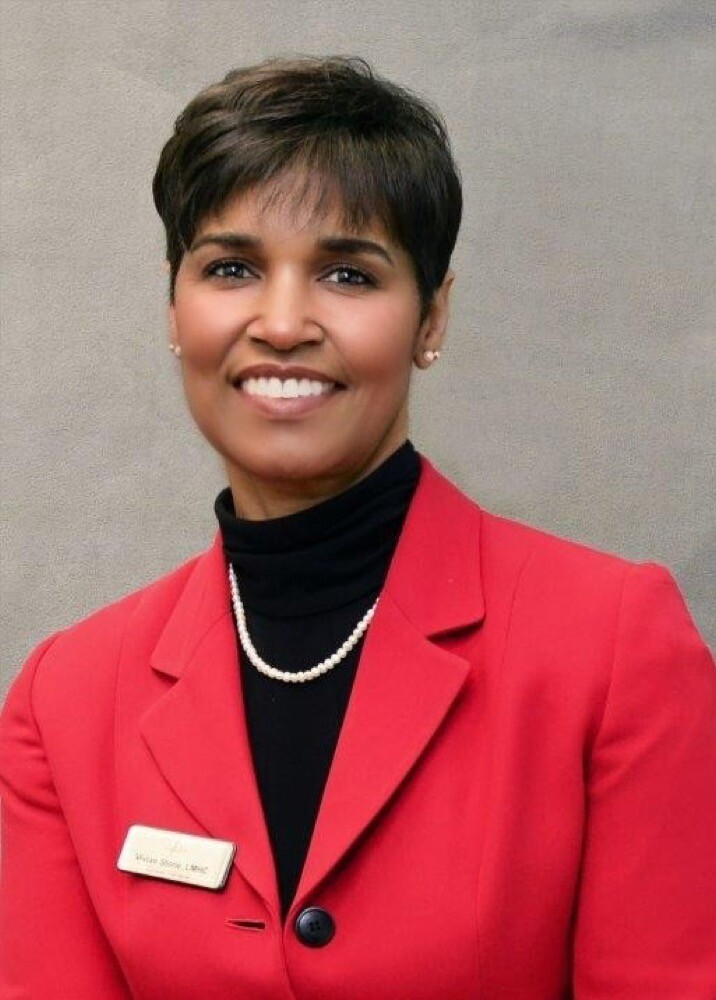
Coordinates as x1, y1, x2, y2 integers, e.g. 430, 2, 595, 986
242, 376, 335, 399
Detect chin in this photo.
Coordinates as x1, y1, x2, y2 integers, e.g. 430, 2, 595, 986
227, 438, 361, 485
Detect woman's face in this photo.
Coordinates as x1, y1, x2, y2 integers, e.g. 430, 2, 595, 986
168, 179, 452, 516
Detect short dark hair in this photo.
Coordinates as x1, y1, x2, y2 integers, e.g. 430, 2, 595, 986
152, 55, 462, 320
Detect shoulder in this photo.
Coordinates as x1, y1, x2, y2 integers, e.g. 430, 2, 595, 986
425, 457, 638, 582
51, 546, 205, 655
424, 459, 689, 634
481, 503, 635, 584
478, 504, 678, 642
432, 472, 715, 746
2, 545, 210, 718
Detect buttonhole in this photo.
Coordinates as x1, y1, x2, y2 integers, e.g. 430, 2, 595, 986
227, 918, 266, 931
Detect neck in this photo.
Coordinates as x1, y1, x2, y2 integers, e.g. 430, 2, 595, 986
215, 438, 421, 616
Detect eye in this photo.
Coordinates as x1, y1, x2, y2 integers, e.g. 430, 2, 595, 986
204, 259, 253, 281
323, 264, 376, 287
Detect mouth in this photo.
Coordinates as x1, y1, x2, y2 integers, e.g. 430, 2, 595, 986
233, 375, 345, 399
231, 375, 346, 418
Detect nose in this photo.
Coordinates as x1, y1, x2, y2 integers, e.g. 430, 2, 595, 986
246, 272, 323, 352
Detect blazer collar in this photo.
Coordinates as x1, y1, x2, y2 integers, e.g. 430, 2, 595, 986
151, 455, 484, 680
143, 456, 485, 920
383, 455, 485, 636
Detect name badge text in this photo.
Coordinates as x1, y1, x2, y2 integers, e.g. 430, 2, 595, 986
117, 825, 236, 891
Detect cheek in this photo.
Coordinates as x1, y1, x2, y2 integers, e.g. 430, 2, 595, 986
339, 299, 419, 384
173, 293, 237, 368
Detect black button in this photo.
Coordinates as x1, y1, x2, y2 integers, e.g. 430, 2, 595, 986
294, 906, 335, 947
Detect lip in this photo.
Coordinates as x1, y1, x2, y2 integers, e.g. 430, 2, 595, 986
230, 363, 347, 420
233, 381, 344, 419
232, 363, 345, 387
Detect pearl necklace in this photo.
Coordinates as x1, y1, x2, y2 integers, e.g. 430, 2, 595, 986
228, 564, 379, 684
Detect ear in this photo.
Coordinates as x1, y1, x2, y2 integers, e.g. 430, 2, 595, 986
413, 270, 455, 369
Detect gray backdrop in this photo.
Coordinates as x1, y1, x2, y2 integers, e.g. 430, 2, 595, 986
2, 0, 714, 699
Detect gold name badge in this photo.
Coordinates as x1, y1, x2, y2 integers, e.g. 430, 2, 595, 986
117, 825, 236, 891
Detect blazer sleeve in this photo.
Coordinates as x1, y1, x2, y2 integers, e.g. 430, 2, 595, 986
572, 563, 716, 998
0, 636, 132, 1000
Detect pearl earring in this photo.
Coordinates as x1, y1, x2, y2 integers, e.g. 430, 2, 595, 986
424, 349, 440, 363
169, 343, 182, 358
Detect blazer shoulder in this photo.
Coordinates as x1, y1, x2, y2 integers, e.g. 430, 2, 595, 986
423, 460, 648, 603
479, 504, 639, 585
425, 459, 636, 581
8, 547, 209, 710
473, 502, 662, 634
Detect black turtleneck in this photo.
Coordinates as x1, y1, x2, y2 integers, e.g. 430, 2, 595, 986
214, 440, 421, 918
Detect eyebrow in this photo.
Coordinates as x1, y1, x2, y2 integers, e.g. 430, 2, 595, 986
189, 232, 395, 267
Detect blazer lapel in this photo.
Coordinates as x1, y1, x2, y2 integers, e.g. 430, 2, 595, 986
140, 456, 485, 921
293, 457, 485, 908
140, 536, 279, 914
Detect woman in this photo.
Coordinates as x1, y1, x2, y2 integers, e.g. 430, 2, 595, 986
1, 56, 714, 1000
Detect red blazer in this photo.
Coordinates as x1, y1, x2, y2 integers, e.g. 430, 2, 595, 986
1, 457, 715, 999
